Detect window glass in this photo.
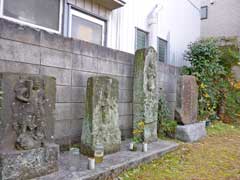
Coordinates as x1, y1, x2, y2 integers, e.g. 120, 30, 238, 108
158, 38, 167, 62
136, 29, 148, 50
71, 15, 103, 45
201, 6, 208, 20
3, 0, 60, 30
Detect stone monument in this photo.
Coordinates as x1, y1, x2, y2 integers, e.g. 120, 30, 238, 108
133, 47, 158, 142
175, 75, 198, 125
175, 75, 206, 142
0, 73, 59, 180
81, 76, 121, 156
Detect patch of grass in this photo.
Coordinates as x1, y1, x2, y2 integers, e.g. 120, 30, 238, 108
119, 122, 240, 180
207, 121, 240, 136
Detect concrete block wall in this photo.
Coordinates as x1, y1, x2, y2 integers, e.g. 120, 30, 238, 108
0, 19, 179, 145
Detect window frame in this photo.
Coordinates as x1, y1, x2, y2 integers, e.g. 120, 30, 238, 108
201, 6, 208, 20
0, 0, 63, 34
157, 37, 168, 63
68, 7, 106, 46
135, 27, 149, 51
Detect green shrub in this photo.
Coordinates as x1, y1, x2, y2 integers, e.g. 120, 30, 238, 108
183, 37, 240, 125
157, 91, 177, 138
183, 38, 226, 120
160, 119, 177, 138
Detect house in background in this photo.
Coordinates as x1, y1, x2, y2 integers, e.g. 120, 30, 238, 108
201, 0, 240, 39
0, 0, 200, 67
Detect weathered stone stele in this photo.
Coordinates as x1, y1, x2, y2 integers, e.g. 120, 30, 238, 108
81, 76, 121, 156
175, 75, 198, 125
0, 72, 59, 180
133, 47, 158, 142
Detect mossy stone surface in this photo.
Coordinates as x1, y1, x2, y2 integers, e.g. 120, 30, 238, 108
133, 47, 158, 142
81, 76, 121, 156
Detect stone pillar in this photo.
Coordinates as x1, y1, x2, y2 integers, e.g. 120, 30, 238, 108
81, 76, 121, 156
133, 47, 158, 142
175, 75, 198, 125
174, 75, 206, 142
0, 73, 59, 180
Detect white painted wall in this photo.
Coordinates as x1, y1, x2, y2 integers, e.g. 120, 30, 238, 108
107, 0, 201, 66
201, 0, 240, 38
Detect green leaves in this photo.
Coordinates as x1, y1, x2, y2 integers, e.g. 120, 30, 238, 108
183, 38, 227, 120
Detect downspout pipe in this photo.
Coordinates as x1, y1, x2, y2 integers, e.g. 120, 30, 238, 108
147, 2, 164, 50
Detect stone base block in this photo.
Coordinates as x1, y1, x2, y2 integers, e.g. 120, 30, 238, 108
80, 143, 121, 157
0, 144, 59, 180
176, 122, 207, 142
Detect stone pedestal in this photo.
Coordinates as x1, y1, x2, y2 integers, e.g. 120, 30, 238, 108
176, 122, 207, 142
133, 47, 158, 142
81, 76, 121, 156
175, 75, 198, 125
0, 73, 59, 179
0, 144, 59, 180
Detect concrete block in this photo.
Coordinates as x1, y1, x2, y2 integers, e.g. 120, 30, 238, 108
0, 61, 40, 74
116, 50, 134, 65
71, 70, 96, 87
54, 120, 70, 138
118, 103, 133, 116
123, 64, 133, 77
72, 54, 98, 72
71, 87, 86, 102
56, 103, 73, 120
56, 86, 72, 103
0, 38, 40, 64
40, 66, 71, 85
69, 118, 82, 137
73, 39, 98, 57
157, 82, 165, 93
165, 92, 176, 102
115, 63, 126, 76
166, 101, 176, 119
119, 115, 133, 130
119, 89, 132, 103
176, 122, 207, 142
40, 30, 72, 52
71, 103, 85, 119
41, 48, 72, 69
163, 80, 176, 93
97, 45, 116, 60
157, 72, 165, 82
0, 19, 40, 45
118, 77, 133, 90
169, 65, 176, 75
98, 59, 114, 74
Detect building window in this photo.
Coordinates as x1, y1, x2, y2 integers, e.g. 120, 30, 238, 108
201, 6, 208, 20
0, 0, 62, 33
68, 8, 106, 46
157, 38, 167, 62
135, 28, 148, 50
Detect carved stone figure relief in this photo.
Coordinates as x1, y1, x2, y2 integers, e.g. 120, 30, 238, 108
12, 77, 48, 150
0, 73, 58, 180
133, 47, 158, 142
81, 76, 121, 156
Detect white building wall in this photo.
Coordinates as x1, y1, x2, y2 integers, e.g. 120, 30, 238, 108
107, 0, 201, 66
201, 0, 240, 38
